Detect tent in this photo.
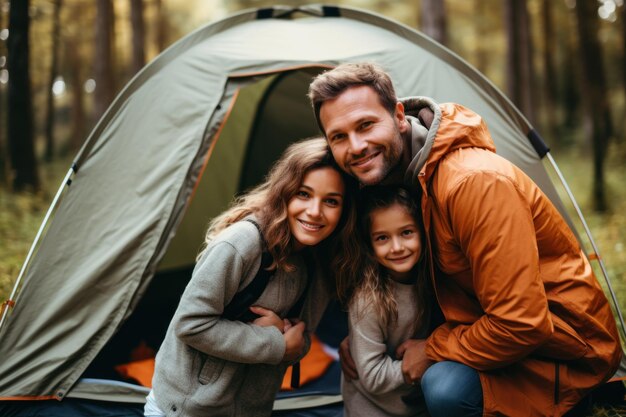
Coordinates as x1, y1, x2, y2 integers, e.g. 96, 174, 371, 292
1, 4, 624, 416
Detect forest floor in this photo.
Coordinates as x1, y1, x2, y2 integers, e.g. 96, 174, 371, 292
1, 148, 625, 414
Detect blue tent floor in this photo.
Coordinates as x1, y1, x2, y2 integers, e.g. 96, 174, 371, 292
0, 399, 345, 417
0, 361, 344, 417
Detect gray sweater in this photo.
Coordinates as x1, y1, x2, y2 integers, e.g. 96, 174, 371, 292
151, 220, 330, 417
342, 280, 428, 417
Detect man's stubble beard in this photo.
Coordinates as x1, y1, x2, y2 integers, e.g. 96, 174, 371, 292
357, 128, 406, 187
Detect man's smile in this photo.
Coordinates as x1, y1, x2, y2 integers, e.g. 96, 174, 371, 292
349, 150, 381, 168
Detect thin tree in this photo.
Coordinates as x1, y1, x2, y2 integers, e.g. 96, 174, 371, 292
574, 0, 613, 212
561, 16, 580, 134
473, 0, 489, 75
504, 0, 536, 125
7, 0, 39, 191
420, 0, 448, 46
0, 0, 7, 186
44, 0, 63, 162
130, 0, 145, 74
67, 2, 85, 153
94, 0, 115, 120
541, 0, 558, 143
155, 0, 166, 52
622, 1, 626, 122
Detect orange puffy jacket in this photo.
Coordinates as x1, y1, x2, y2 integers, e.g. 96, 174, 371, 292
412, 102, 621, 416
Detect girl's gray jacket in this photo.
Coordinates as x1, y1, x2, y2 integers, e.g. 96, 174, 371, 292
151, 220, 331, 417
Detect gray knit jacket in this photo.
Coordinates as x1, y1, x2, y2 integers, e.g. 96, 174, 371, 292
342, 281, 429, 417
151, 220, 330, 417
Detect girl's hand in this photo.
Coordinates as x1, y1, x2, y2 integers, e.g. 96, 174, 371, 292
283, 321, 306, 362
250, 306, 284, 332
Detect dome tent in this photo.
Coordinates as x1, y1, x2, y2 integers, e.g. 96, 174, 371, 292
1, 4, 623, 416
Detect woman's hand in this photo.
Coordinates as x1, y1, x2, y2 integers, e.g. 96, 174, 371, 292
282, 321, 306, 362
250, 306, 284, 333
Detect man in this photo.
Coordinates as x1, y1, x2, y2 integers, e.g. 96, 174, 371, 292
308, 62, 621, 416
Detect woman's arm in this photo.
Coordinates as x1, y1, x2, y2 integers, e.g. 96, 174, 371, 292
172, 240, 288, 365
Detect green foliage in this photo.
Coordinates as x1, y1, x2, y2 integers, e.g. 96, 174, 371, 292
0, 157, 70, 303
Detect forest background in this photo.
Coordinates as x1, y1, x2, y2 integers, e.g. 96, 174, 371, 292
1, 0, 626, 375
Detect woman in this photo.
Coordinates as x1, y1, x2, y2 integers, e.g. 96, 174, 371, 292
145, 137, 359, 417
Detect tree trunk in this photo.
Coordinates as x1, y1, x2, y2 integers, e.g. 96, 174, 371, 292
504, 0, 536, 125
541, 0, 558, 143
420, 0, 447, 46
155, 0, 166, 52
473, 0, 489, 75
94, 0, 115, 120
130, 0, 145, 74
575, 0, 612, 212
562, 24, 580, 132
44, 0, 63, 162
7, 0, 39, 191
0, 1, 7, 186
67, 33, 85, 153
622, 2, 626, 105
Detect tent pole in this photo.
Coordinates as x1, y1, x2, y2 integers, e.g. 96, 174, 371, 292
546, 152, 626, 342
0, 166, 75, 332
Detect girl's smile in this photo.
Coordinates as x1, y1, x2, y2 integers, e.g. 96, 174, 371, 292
369, 202, 422, 283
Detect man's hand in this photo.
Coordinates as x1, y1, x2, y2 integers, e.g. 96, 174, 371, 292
396, 339, 434, 385
339, 336, 359, 380
282, 321, 306, 362
250, 306, 284, 332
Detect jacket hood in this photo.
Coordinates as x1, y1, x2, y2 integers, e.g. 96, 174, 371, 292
400, 97, 496, 189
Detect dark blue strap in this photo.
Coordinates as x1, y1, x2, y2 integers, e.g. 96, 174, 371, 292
222, 219, 273, 321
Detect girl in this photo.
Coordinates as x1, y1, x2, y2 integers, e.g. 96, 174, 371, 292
342, 185, 430, 417
145, 137, 359, 417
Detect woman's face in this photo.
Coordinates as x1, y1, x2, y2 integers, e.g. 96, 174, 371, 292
287, 167, 345, 250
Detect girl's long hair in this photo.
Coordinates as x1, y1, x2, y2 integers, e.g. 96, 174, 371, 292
350, 185, 430, 331
198, 137, 360, 295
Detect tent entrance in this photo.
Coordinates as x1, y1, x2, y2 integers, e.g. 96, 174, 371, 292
79, 67, 329, 399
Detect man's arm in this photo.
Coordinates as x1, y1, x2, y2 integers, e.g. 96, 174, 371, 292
339, 336, 359, 380
425, 171, 553, 371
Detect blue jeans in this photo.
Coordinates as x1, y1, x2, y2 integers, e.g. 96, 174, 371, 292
421, 361, 483, 417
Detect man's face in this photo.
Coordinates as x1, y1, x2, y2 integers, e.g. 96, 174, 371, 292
319, 85, 409, 186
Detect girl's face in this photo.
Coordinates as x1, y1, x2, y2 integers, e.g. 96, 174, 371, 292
369, 202, 422, 283
287, 167, 345, 251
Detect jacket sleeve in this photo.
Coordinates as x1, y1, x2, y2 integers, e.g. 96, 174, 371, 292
349, 297, 405, 394
425, 171, 553, 370
172, 241, 285, 365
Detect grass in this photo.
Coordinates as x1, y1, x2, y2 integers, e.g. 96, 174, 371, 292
0, 156, 73, 302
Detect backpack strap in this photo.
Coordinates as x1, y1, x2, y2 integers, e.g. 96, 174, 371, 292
221, 219, 313, 389
285, 253, 316, 389
222, 219, 273, 322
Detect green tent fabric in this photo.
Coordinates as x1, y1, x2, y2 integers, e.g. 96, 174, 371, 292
0, 4, 623, 410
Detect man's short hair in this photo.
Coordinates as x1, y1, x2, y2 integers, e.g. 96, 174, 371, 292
308, 62, 398, 133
